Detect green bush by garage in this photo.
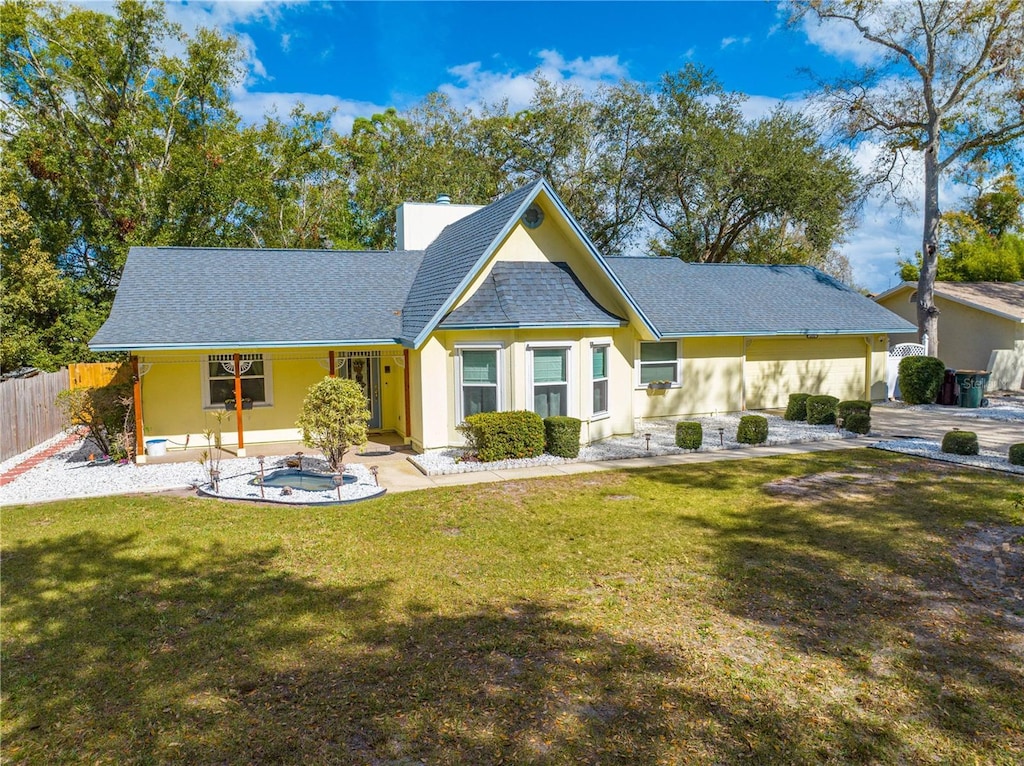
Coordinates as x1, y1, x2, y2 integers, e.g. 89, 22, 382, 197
784, 393, 811, 422
898, 356, 946, 405
806, 395, 839, 425
838, 400, 872, 434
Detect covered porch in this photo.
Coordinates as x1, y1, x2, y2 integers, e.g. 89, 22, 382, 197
131, 346, 412, 463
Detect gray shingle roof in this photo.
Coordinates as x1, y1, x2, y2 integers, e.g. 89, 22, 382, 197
439, 261, 625, 329
90, 247, 424, 350
399, 180, 543, 344
606, 257, 918, 336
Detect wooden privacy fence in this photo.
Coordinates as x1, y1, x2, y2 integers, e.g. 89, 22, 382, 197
1, 369, 70, 462
69, 362, 130, 389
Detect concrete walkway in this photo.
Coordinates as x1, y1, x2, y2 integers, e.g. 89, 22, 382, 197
376, 438, 875, 494
374, 405, 1022, 494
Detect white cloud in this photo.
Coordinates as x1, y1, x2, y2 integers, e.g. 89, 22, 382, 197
720, 36, 751, 49
800, 12, 884, 66
280, 33, 292, 52
231, 90, 386, 135
439, 50, 629, 112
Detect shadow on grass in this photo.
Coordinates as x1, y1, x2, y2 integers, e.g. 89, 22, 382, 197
682, 453, 1024, 753
1, 526, 949, 764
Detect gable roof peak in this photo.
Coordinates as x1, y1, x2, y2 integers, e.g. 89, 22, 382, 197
399, 177, 655, 347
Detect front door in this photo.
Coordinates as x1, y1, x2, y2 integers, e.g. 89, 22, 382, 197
344, 355, 381, 429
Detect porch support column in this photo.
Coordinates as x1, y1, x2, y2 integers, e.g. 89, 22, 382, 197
233, 352, 246, 457
132, 355, 145, 463
329, 350, 336, 377
403, 349, 412, 438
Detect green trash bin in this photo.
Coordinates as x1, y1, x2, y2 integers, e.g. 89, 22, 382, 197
954, 370, 990, 408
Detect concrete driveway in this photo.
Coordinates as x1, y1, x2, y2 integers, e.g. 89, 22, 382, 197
871, 405, 1022, 453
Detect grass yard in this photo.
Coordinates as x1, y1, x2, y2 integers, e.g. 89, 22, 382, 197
2, 450, 1023, 764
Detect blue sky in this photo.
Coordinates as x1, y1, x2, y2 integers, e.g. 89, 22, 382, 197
150, 1, 935, 291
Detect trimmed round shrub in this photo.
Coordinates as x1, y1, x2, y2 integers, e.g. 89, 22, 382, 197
941, 430, 979, 456
898, 355, 946, 405
806, 395, 839, 425
459, 410, 545, 462
736, 415, 768, 445
1008, 443, 1024, 466
844, 412, 872, 435
675, 421, 703, 450
544, 416, 581, 458
784, 393, 811, 421
838, 400, 872, 419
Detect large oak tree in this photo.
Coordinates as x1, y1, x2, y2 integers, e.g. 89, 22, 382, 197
793, 0, 1024, 357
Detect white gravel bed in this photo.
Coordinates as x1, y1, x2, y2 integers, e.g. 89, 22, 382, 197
409, 414, 860, 476
0, 438, 384, 506
0, 437, 205, 505
870, 439, 1024, 475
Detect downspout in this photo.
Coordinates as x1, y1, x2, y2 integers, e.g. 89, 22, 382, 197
403, 349, 412, 439
740, 338, 749, 411
864, 336, 874, 402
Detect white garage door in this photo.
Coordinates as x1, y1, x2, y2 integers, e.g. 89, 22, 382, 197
745, 337, 866, 410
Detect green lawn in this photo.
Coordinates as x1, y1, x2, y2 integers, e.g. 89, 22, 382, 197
3, 450, 1022, 764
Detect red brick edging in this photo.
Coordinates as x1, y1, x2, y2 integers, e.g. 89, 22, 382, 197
0, 431, 85, 488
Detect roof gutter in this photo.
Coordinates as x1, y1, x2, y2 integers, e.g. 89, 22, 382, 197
89, 338, 401, 352
657, 328, 916, 338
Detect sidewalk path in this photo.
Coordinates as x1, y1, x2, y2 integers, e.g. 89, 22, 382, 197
376, 437, 870, 494
377, 406, 1023, 494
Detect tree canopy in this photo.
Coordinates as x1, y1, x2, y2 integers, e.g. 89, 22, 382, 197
2, 0, 864, 373
899, 169, 1024, 282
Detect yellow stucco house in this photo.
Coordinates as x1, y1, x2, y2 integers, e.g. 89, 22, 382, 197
91, 180, 915, 460
875, 281, 1024, 391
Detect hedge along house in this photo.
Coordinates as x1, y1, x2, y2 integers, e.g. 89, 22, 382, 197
874, 281, 1024, 391
91, 179, 915, 461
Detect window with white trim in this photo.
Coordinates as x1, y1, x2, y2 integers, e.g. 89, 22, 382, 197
203, 353, 272, 408
592, 344, 609, 417
531, 346, 570, 418
638, 341, 679, 385
457, 347, 501, 420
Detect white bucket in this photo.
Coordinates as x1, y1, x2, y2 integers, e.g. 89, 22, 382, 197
145, 439, 168, 457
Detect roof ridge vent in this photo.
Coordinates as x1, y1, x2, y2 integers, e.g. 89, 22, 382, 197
436, 193, 451, 204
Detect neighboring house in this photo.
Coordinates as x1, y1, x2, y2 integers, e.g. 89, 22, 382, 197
875, 281, 1024, 391
91, 179, 915, 460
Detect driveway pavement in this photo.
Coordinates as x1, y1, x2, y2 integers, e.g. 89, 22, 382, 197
870, 405, 1022, 453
